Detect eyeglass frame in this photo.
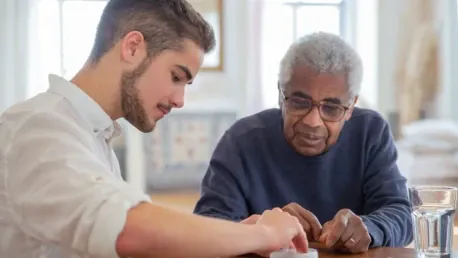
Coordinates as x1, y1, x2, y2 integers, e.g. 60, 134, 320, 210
279, 89, 353, 122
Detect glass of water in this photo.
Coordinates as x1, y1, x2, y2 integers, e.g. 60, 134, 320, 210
409, 186, 457, 256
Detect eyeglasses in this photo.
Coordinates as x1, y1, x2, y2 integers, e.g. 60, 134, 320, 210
280, 91, 350, 122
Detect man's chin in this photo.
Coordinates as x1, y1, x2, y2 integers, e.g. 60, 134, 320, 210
129, 120, 156, 133
293, 143, 326, 157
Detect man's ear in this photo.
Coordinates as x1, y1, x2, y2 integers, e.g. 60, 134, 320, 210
345, 95, 359, 121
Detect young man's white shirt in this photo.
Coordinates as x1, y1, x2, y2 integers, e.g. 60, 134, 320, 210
0, 74, 151, 258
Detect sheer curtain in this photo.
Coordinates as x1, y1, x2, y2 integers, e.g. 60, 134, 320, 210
0, 0, 37, 112
244, 0, 265, 115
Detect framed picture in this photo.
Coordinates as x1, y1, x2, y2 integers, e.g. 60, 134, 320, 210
188, 0, 224, 71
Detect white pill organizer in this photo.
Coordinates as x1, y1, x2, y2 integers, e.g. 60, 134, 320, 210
270, 248, 318, 258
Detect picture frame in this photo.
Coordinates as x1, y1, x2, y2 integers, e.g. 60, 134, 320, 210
188, 0, 224, 71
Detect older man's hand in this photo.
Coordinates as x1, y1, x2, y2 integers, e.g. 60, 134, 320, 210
282, 203, 322, 241
319, 209, 371, 253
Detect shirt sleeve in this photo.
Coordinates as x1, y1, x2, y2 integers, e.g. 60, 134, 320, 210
360, 119, 413, 248
3, 112, 151, 258
193, 131, 250, 221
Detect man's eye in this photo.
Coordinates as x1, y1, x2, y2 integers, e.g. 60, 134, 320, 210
171, 73, 181, 82
290, 99, 310, 108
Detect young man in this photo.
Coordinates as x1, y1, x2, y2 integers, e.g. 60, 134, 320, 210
0, 0, 307, 257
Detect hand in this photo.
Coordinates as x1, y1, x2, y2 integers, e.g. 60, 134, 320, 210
255, 208, 308, 256
319, 209, 371, 253
282, 203, 322, 241
240, 214, 261, 224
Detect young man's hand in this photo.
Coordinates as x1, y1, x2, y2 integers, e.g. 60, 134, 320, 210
282, 202, 322, 241
253, 208, 309, 257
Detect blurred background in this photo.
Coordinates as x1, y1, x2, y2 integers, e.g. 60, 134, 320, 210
1, 0, 458, 212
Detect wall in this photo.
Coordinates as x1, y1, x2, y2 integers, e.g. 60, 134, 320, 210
184, 0, 249, 115
376, 0, 458, 121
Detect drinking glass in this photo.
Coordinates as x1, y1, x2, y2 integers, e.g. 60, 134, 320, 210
409, 186, 457, 256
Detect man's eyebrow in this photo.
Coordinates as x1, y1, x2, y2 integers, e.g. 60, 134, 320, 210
290, 92, 343, 104
176, 65, 193, 84
322, 97, 342, 104
291, 91, 312, 99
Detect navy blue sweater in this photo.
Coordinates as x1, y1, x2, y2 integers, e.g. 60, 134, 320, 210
194, 108, 413, 248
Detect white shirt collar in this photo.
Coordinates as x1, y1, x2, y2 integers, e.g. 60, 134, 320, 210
47, 74, 121, 139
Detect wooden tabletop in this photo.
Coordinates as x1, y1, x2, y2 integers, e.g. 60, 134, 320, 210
236, 243, 457, 258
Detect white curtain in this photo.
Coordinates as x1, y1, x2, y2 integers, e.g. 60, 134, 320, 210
243, 0, 265, 115
436, 0, 458, 120
0, 0, 38, 112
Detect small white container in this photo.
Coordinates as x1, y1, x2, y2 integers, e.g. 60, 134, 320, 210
270, 248, 318, 258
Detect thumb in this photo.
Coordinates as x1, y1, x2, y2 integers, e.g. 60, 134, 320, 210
240, 214, 261, 224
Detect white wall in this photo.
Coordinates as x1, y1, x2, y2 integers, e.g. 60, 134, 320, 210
180, 0, 249, 115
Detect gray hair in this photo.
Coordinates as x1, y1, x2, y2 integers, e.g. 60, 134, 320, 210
278, 32, 363, 97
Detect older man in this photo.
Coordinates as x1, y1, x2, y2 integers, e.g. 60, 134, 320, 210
194, 32, 413, 254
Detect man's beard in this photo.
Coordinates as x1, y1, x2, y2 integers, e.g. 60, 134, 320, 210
120, 57, 155, 133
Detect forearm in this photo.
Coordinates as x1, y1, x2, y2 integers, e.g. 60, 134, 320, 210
361, 203, 413, 248
117, 203, 270, 258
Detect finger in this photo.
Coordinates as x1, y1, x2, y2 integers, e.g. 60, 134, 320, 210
273, 207, 282, 212
343, 217, 367, 251
319, 231, 328, 243
292, 217, 309, 253
283, 206, 312, 236
318, 221, 332, 243
296, 208, 322, 240
292, 229, 308, 253
333, 239, 346, 250
339, 221, 355, 244
326, 213, 350, 247
344, 231, 361, 250
351, 232, 371, 253
340, 216, 367, 249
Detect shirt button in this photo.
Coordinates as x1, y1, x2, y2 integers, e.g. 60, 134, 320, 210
93, 128, 99, 133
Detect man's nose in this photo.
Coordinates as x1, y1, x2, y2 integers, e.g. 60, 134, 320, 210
170, 87, 185, 108
301, 106, 323, 126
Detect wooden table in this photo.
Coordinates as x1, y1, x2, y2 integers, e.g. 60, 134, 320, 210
237, 243, 457, 258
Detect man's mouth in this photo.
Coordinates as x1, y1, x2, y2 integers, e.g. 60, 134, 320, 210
158, 105, 171, 116
297, 133, 324, 146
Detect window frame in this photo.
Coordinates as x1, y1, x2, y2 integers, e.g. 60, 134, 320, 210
55, 0, 108, 77
260, 0, 351, 109
284, 0, 347, 41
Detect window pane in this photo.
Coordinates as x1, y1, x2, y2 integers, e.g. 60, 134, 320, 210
31, 0, 61, 97
261, 2, 294, 108
295, 5, 340, 38
62, 1, 107, 78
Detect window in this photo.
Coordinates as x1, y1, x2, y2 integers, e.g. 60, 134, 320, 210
31, 0, 108, 97
260, 0, 346, 109
33, 0, 131, 179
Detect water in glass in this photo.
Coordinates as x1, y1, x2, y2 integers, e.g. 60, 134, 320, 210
412, 204, 456, 255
